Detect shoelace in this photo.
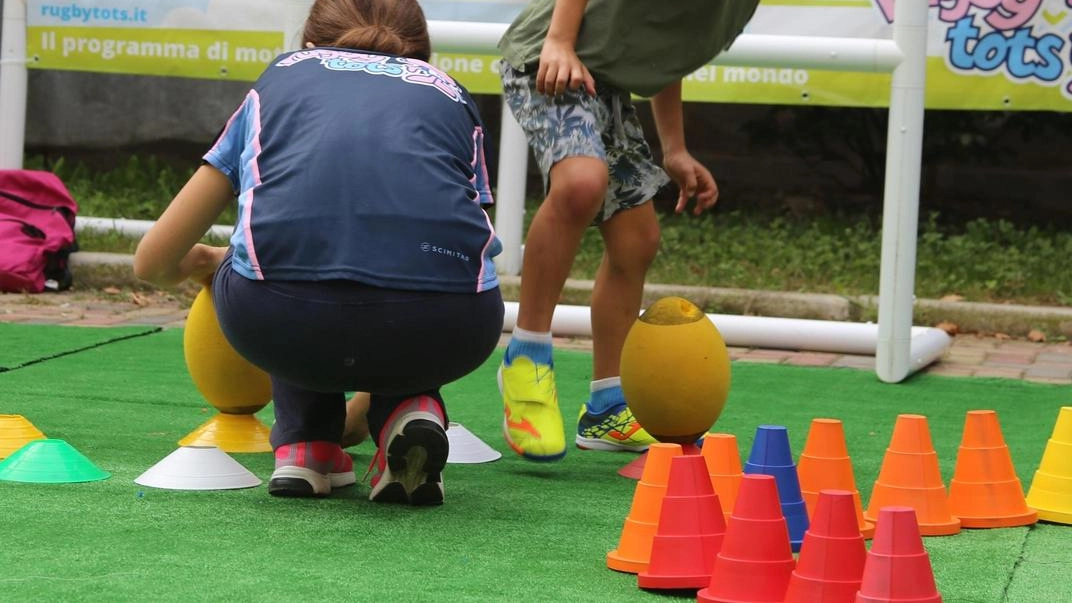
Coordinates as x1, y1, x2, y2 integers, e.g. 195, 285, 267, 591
362, 447, 384, 484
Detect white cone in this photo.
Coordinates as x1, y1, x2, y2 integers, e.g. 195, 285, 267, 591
446, 422, 501, 464
135, 446, 262, 490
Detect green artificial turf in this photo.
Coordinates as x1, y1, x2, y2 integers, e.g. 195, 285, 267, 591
0, 323, 159, 370
0, 327, 1070, 602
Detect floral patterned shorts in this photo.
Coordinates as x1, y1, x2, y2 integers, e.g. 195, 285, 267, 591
499, 60, 669, 223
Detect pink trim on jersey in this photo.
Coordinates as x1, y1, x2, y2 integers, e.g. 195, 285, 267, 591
471, 126, 496, 292
476, 212, 497, 293
242, 91, 265, 279
208, 94, 248, 158
471, 126, 493, 205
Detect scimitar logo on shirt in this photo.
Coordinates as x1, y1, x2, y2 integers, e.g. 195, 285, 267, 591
420, 242, 470, 263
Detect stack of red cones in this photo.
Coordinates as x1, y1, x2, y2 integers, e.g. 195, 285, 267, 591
697, 474, 796, 602
855, 506, 942, 603
638, 454, 726, 591
784, 489, 867, 603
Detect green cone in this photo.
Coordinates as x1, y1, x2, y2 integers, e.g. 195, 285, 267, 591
0, 439, 110, 483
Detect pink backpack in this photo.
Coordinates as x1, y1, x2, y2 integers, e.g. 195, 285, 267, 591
0, 170, 79, 293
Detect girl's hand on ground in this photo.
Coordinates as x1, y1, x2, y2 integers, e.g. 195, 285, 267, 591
664, 151, 718, 216
536, 40, 595, 96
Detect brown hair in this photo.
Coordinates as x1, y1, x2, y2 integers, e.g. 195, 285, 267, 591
302, 0, 431, 62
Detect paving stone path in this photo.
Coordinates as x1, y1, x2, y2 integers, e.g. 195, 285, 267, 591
4, 289, 1071, 385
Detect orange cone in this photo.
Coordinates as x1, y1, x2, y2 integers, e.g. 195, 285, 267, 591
865, 414, 960, 536
638, 454, 726, 590
0, 414, 46, 459
948, 410, 1037, 528
798, 418, 875, 538
697, 474, 796, 603
701, 433, 742, 523
855, 506, 942, 603
784, 489, 867, 603
607, 443, 682, 573
1025, 406, 1072, 525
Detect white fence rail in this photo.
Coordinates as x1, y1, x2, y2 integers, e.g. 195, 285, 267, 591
3, 1, 948, 382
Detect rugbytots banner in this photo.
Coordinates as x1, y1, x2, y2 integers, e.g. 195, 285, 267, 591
26, 0, 291, 81
23, 0, 1072, 111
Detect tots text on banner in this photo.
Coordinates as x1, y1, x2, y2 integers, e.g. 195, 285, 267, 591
23, 0, 1072, 111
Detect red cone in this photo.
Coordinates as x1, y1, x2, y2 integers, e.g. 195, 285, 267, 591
855, 506, 942, 603
784, 489, 867, 603
697, 474, 795, 602
638, 454, 726, 590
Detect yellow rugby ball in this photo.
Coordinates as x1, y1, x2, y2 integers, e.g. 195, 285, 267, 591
619, 296, 731, 443
183, 287, 272, 413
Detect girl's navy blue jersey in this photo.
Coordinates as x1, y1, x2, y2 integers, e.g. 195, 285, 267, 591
204, 47, 500, 293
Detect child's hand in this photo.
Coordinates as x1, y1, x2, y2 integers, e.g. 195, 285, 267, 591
536, 39, 596, 96
664, 151, 718, 216
186, 244, 229, 288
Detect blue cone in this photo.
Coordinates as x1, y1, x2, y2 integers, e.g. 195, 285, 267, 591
744, 425, 809, 551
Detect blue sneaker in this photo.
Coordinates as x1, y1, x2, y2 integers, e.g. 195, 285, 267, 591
576, 403, 657, 452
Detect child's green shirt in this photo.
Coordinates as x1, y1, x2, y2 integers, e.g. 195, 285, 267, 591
499, 0, 760, 97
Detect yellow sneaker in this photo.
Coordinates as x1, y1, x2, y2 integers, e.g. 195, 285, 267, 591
498, 356, 566, 461
576, 403, 657, 452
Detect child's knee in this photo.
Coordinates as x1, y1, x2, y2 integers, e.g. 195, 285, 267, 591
629, 225, 661, 267
548, 160, 609, 221
636, 223, 661, 260
607, 220, 660, 271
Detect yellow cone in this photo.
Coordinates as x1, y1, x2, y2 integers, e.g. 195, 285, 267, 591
0, 415, 46, 459
1025, 406, 1072, 525
179, 413, 272, 453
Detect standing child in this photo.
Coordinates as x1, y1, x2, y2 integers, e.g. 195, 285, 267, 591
496, 0, 759, 461
134, 0, 504, 505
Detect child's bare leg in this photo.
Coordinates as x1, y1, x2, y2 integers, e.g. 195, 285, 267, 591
514, 156, 608, 332
590, 202, 660, 379
341, 391, 370, 448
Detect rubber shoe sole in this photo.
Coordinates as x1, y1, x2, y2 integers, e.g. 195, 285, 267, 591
575, 435, 650, 452
370, 419, 448, 506
268, 466, 356, 498
503, 417, 567, 462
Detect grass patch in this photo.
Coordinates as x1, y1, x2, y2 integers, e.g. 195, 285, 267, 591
37, 154, 1072, 308
568, 210, 1072, 307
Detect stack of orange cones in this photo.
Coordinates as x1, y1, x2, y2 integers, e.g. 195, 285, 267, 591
948, 410, 1037, 528
855, 506, 942, 603
783, 489, 867, 603
607, 443, 682, 573
697, 474, 796, 603
1025, 406, 1072, 525
865, 414, 961, 536
700, 433, 742, 523
0, 414, 46, 459
638, 454, 726, 591
797, 418, 875, 538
